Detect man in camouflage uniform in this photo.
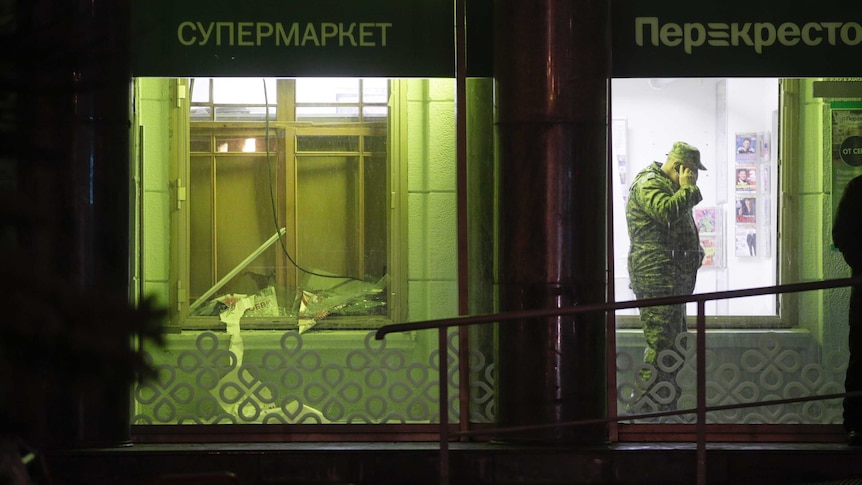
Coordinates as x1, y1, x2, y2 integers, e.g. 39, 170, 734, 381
626, 141, 706, 410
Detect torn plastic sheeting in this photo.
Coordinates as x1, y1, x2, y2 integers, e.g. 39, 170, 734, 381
206, 291, 327, 423
299, 275, 388, 320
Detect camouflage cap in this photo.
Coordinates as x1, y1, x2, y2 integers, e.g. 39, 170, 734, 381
667, 141, 707, 170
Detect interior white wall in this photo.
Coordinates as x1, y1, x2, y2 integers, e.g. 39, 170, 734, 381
611, 78, 779, 317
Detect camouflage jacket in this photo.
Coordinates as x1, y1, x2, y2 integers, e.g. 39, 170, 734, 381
626, 162, 704, 278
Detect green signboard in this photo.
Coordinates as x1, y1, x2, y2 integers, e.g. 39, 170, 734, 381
132, 0, 862, 79
131, 0, 454, 77
612, 0, 862, 77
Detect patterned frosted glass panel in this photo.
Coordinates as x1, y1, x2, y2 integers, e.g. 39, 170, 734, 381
134, 329, 461, 424
616, 288, 847, 424
468, 339, 495, 423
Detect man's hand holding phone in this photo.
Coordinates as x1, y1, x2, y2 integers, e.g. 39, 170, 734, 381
679, 165, 698, 186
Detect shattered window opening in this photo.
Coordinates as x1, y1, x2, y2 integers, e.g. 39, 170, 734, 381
177, 78, 400, 332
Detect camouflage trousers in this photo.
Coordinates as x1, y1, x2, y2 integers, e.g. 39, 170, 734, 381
630, 270, 697, 409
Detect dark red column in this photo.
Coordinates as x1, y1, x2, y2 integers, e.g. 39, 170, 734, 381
494, 0, 610, 443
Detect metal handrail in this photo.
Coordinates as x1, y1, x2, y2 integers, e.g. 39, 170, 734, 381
375, 276, 862, 485
376, 277, 860, 339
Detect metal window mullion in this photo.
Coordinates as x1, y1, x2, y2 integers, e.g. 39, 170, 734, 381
357, 137, 366, 279
210, 135, 218, 288
359, 79, 365, 123
208, 78, 215, 121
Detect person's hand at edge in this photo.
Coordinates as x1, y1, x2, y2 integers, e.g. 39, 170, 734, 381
679, 165, 698, 187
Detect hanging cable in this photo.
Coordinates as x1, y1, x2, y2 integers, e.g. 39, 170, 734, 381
262, 79, 358, 281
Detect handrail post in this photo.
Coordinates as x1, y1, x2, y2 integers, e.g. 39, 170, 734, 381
438, 327, 449, 485
696, 299, 707, 485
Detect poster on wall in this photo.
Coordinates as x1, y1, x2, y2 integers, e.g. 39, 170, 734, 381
694, 206, 722, 268
694, 207, 716, 234
735, 133, 758, 162
831, 106, 862, 236
733, 131, 765, 258
735, 227, 757, 257
735, 197, 756, 224
735, 165, 756, 192
734, 191, 757, 257
701, 236, 718, 268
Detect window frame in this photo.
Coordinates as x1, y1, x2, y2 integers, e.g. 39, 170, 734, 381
611, 77, 795, 331
170, 78, 407, 331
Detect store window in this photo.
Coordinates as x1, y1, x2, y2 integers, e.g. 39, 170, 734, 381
612, 78, 781, 324
613, 78, 852, 426
176, 78, 401, 331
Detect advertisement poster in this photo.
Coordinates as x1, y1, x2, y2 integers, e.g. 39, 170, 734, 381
735, 230, 757, 257
735, 165, 756, 192
701, 237, 717, 268
831, 106, 862, 231
736, 197, 756, 224
731, 131, 772, 257
694, 207, 716, 234
734, 132, 760, 257
735, 133, 758, 163
694, 207, 721, 268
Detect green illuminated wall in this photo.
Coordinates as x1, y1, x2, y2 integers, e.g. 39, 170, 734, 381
135, 78, 173, 312
405, 79, 459, 326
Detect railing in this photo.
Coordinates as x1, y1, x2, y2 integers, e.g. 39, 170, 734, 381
375, 276, 862, 485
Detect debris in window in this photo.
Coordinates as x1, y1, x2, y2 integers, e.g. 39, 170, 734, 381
206, 290, 327, 423
189, 272, 388, 331
245, 286, 279, 318
297, 275, 388, 333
